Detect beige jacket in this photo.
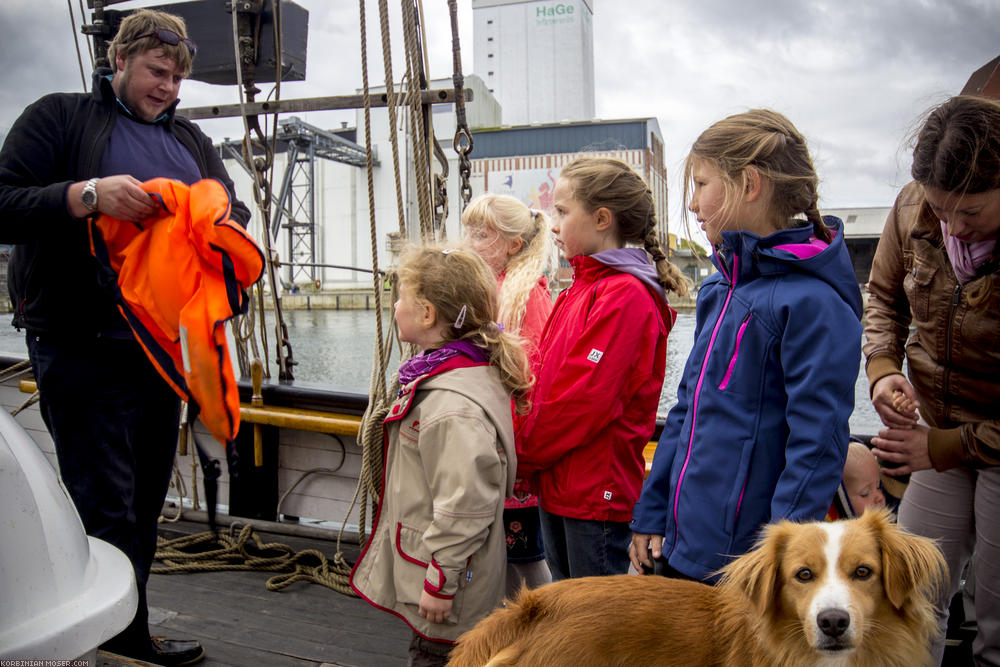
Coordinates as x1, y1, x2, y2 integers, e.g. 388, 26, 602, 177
350, 361, 516, 642
864, 182, 1000, 469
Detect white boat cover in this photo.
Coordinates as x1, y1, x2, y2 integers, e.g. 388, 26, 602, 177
0, 409, 137, 660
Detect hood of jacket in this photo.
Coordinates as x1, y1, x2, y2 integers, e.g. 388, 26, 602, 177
586, 248, 668, 303
712, 216, 863, 319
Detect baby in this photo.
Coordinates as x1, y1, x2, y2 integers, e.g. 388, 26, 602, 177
843, 440, 886, 515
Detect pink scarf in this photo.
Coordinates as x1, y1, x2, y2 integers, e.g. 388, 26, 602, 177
941, 221, 996, 284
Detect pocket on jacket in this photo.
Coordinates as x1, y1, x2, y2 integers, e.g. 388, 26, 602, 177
393, 522, 465, 624
903, 255, 937, 322
718, 313, 752, 391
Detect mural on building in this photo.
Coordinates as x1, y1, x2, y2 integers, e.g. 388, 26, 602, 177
491, 167, 560, 215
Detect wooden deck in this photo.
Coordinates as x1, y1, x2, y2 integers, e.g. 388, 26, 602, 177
138, 520, 412, 667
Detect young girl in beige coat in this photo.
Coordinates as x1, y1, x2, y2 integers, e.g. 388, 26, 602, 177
350, 246, 532, 666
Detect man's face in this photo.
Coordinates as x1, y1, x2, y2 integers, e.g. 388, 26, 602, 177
113, 47, 184, 122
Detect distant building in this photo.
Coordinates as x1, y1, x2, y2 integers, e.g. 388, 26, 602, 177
825, 206, 892, 285
472, 0, 595, 125
468, 118, 669, 287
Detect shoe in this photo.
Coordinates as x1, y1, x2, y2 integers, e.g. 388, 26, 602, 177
150, 636, 205, 666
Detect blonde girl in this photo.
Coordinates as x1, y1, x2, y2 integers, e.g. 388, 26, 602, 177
350, 246, 531, 666
631, 109, 863, 582
462, 194, 555, 596
516, 157, 687, 580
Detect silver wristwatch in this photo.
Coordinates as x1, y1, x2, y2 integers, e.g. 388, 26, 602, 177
81, 177, 100, 212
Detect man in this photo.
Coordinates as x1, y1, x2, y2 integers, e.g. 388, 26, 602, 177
0, 9, 250, 666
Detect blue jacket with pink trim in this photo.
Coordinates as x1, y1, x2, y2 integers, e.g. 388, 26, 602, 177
631, 218, 862, 581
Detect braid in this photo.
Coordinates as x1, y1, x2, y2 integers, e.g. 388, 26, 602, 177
805, 204, 832, 243
643, 224, 690, 297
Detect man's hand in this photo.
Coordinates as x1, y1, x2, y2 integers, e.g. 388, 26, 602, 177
68, 175, 159, 221
418, 590, 453, 624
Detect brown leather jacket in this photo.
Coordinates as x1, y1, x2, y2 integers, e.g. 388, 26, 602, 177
864, 182, 1000, 470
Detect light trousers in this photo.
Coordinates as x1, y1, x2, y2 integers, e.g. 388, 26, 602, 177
899, 467, 1000, 666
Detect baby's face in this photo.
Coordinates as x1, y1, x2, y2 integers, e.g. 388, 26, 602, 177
845, 455, 885, 514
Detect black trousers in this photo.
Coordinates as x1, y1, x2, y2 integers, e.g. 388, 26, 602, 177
27, 333, 181, 659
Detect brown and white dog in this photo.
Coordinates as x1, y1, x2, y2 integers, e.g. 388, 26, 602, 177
448, 509, 947, 667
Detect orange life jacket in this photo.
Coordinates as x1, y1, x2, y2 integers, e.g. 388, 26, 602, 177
89, 177, 264, 444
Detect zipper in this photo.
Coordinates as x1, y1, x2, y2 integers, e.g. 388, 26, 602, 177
942, 283, 961, 416
668, 253, 738, 559
718, 313, 752, 390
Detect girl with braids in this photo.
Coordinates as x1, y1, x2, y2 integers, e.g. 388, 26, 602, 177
630, 109, 862, 582
350, 246, 532, 666
865, 96, 1000, 665
516, 157, 688, 580
461, 194, 555, 597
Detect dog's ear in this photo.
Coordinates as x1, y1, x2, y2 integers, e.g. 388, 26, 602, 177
718, 521, 787, 617
869, 508, 948, 610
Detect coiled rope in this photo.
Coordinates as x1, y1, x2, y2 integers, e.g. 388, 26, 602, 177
154, 523, 355, 596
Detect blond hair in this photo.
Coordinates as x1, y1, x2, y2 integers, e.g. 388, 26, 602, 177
396, 245, 533, 413
682, 109, 831, 244
108, 9, 194, 77
559, 158, 689, 296
461, 194, 553, 334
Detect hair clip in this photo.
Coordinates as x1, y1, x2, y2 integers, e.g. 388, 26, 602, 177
529, 208, 539, 218
454, 304, 467, 329
496, 321, 504, 332
442, 248, 459, 255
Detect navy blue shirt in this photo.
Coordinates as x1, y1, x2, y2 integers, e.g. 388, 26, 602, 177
99, 106, 201, 184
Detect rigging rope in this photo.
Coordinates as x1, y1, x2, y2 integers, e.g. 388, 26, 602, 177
401, 0, 436, 242
449, 0, 474, 214
66, 0, 88, 92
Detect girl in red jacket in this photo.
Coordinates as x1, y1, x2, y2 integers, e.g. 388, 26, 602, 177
462, 194, 555, 596
516, 157, 688, 579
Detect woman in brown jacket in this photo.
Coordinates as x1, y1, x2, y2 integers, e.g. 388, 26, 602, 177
865, 95, 1000, 665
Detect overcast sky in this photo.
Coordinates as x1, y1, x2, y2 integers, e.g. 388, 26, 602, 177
1, 0, 997, 239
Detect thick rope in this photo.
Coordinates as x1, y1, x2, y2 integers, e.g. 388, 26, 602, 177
153, 523, 355, 596
401, 0, 435, 242
380, 0, 408, 238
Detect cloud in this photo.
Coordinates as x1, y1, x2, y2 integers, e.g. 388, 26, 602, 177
1, 0, 996, 240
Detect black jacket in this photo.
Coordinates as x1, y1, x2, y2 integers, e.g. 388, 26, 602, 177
0, 69, 250, 336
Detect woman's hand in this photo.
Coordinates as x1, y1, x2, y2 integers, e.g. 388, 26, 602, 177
871, 374, 920, 428
629, 533, 662, 574
870, 423, 932, 475
418, 590, 452, 624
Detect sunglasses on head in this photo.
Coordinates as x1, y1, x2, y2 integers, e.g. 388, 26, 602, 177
123, 28, 197, 57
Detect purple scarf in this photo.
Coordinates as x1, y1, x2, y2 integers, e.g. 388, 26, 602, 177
397, 339, 489, 387
941, 221, 996, 284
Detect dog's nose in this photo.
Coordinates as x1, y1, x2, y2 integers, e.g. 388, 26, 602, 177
817, 609, 851, 638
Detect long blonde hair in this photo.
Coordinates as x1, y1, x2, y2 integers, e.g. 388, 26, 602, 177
682, 109, 831, 244
396, 245, 533, 413
461, 194, 553, 334
559, 158, 689, 296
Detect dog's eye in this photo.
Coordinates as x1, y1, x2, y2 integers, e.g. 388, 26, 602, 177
854, 566, 872, 580
795, 568, 813, 582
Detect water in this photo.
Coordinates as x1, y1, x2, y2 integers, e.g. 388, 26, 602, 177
0, 310, 883, 434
